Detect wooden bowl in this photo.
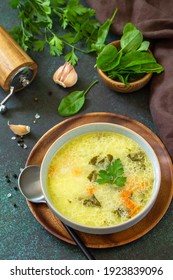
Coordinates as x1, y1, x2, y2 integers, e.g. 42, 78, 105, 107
97, 40, 153, 93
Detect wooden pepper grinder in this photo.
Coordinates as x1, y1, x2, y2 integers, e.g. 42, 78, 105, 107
0, 25, 38, 113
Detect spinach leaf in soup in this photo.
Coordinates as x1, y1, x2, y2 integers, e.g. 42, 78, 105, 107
83, 195, 101, 207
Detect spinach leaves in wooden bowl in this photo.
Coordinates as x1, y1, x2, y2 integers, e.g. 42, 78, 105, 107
96, 23, 164, 93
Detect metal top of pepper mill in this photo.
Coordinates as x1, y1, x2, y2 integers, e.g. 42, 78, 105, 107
0, 66, 35, 114
10, 67, 34, 91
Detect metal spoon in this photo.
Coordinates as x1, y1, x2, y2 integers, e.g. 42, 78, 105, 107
18, 165, 95, 260
18, 165, 46, 203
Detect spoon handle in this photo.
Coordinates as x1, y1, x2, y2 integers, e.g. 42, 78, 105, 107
62, 223, 96, 260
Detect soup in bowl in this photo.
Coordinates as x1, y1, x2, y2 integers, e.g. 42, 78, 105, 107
40, 123, 161, 234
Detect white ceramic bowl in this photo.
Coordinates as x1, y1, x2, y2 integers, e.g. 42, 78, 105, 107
40, 123, 161, 234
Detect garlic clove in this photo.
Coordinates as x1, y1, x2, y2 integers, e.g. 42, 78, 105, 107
8, 122, 30, 136
53, 62, 78, 88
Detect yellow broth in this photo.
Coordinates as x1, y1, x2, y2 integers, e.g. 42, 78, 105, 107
47, 132, 154, 227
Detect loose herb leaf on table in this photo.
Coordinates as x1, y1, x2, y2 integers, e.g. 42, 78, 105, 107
58, 80, 98, 116
9, 0, 117, 65
96, 158, 126, 187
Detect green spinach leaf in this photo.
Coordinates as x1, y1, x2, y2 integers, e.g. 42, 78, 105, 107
120, 29, 143, 53
123, 22, 137, 34
96, 45, 122, 71
91, 8, 118, 53
126, 63, 164, 73
137, 41, 150, 51
58, 80, 98, 116
117, 51, 156, 69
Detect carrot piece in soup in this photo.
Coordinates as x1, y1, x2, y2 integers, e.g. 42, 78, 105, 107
123, 198, 136, 209
87, 186, 95, 195
129, 205, 141, 217
120, 189, 132, 199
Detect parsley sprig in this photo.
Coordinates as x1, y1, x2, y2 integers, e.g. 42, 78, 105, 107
9, 0, 117, 65
96, 159, 126, 187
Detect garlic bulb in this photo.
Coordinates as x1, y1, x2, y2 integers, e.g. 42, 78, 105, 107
53, 62, 78, 88
8, 122, 30, 136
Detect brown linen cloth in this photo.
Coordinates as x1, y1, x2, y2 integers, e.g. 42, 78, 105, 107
87, 0, 173, 160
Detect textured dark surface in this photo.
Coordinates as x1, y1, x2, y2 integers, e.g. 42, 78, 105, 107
0, 0, 172, 260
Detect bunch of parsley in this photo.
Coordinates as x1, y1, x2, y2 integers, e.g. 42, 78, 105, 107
9, 0, 117, 65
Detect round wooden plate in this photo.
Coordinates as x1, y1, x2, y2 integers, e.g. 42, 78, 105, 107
26, 112, 173, 248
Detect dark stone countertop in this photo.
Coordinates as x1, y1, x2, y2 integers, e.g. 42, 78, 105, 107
0, 0, 172, 260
